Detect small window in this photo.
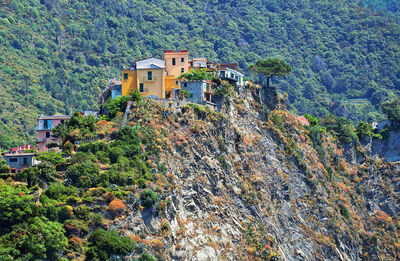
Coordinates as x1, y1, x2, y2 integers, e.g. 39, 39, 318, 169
43, 120, 49, 129
46, 132, 50, 138
181, 57, 184, 63
60, 120, 64, 125
181, 68, 184, 73
124, 73, 128, 80
183, 83, 187, 87
140, 83, 144, 92
148, 71, 152, 80
10, 168, 17, 174
9, 158, 18, 163
176, 80, 179, 85
172, 58, 176, 65
23, 158, 28, 165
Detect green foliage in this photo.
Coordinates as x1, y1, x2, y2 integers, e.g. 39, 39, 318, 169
35, 151, 65, 165
139, 253, 156, 261
0, 184, 38, 233
66, 160, 100, 188
86, 229, 135, 260
304, 113, 319, 127
249, 59, 292, 78
0, 217, 67, 260
381, 98, 400, 126
179, 68, 213, 81
44, 182, 78, 202
103, 96, 131, 119
321, 114, 358, 144
2, 0, 400, 144
356, 121, 382, 140
213, 81, 234, 99
140, 189, 158, 208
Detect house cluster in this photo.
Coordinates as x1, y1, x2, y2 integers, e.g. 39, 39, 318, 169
3, 50, 247, 173
99, 50, 245, 106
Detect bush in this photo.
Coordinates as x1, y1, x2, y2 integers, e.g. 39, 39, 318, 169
139, 253, 156, 261
107, 198, 127, 217
44, 182, 78, 201
86, 229, 135, 260
66, 160, 100, 188
140, 189, 158, 208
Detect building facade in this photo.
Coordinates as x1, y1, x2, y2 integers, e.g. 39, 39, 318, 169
181, 80, 213, 104
4, 153, 37, 173
36, 115, 70, 151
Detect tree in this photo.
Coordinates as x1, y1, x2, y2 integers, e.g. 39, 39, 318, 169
86, 229, 135, 260
0, 217, 67, 260
381, 98, 400, 126
249, 59, 292, 88
140, 189, 158, 208
179, 68, 213, 81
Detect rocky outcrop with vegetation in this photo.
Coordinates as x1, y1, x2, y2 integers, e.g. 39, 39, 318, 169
0, 86, 399, 260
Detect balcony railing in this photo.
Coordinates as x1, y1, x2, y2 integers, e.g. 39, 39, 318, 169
35, 126, 52, 131
143, 76, 157, 82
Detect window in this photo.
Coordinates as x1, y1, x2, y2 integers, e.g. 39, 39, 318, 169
9, 158, 18, 163
43, 120, 49, 129
176, 80, 179, 85
172, 58, 176, 65
181, 68, 184, 73
10, 168, 17, 174
60, 120, 64, 125
140, 83, 144, 92
148, 71, 152, 80
181, 57, 184, 62
23, 158, 28, 165
124, 73, 128, 80
183, 82, 187, 87
46, 132, 50, 138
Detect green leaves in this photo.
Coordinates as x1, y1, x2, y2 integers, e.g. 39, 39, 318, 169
249, 59, 292, 78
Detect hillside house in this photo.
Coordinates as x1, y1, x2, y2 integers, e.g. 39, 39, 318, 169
4, 153, 38, 173
99, 79, 122, 104
216, 63, 244, 86
100, 50, 246, 106
181, 80, 213, 105
36, 115, 70, 151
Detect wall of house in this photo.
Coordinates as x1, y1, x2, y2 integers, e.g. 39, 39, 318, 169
165, 75, 180, 95
181, 81, 205, 104
121, 70, 138, 96
5, 155, 34, 172
136, 69, 165, 98
164, 52, 189, 77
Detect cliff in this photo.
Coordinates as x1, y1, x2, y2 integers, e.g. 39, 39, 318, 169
110, 86, 400, 260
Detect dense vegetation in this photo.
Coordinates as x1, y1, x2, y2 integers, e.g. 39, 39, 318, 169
1, 0, 400, 148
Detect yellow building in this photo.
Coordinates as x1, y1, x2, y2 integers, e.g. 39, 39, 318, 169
121, 57, 166, 98
120, 51, 189, 100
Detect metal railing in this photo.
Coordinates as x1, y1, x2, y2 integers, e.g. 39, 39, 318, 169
143, 76, 157, 82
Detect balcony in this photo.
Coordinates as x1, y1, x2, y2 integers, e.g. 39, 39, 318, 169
35, 126, 52, 131
219, 73, 238, 82
143, 76, 157, 82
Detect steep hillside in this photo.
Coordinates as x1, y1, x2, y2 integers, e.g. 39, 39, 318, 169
1, 0, 400, 147
1, 85, 399, 260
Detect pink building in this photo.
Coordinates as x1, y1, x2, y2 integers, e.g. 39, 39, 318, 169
36, 115, 70, 151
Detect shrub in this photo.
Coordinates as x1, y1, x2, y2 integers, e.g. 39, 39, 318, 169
66, 160, 100, 188
140, 189, 158, 208
139, 253, 156, 261
44, 182, 78, 201
86, 229, 135, 260
107, 198, 127, 217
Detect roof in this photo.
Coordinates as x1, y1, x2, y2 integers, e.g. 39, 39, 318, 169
4, 153, 36, 157
11, 145, 35, 152
134, 58, 166, 70
218, 63, 238, 70
217, 67, 244, 76
164, 50, 189, 54
298, 116, 310, 127
38, 115, 71, 120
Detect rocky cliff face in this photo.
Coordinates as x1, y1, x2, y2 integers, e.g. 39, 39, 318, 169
114, 87, 400, 260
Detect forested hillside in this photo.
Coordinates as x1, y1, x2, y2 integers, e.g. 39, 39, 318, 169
1, 0, 400, 148
364, 0, 400, 18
